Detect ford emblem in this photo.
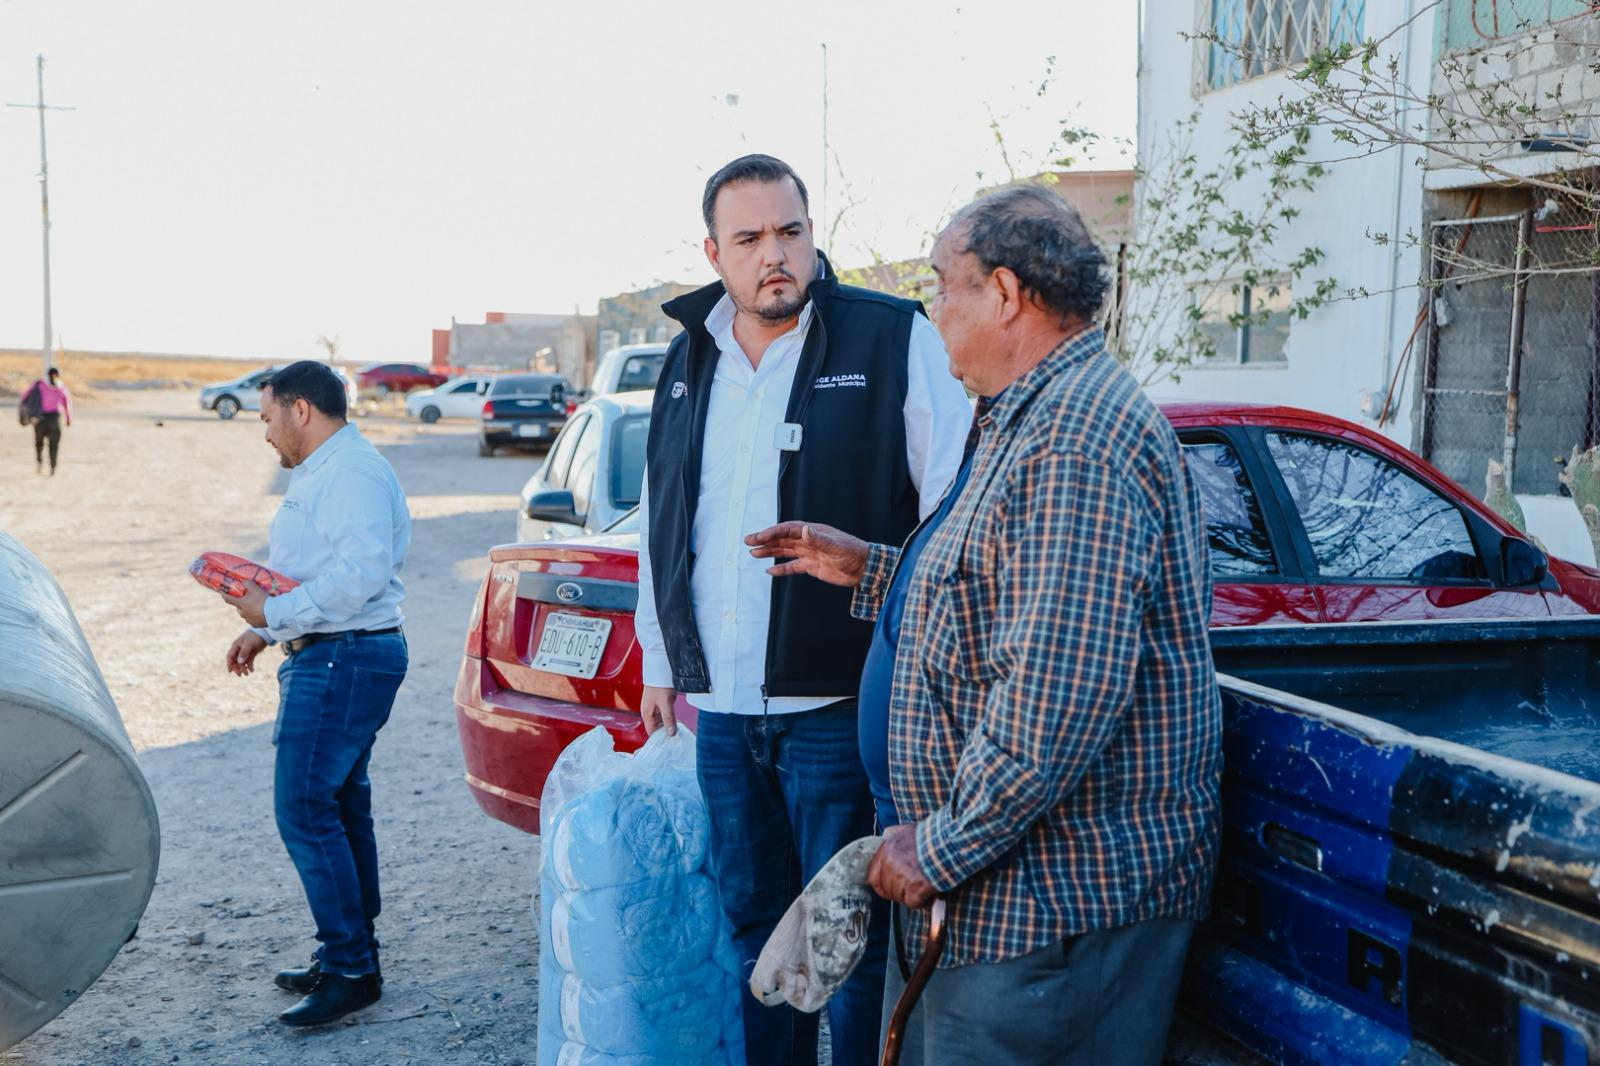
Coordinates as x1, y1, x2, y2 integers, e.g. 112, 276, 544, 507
555, 582, 583, 603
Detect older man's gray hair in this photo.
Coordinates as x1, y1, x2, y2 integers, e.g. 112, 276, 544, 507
950, 184, 1110, 325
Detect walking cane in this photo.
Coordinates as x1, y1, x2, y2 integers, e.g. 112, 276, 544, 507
879, 898, 947, 1066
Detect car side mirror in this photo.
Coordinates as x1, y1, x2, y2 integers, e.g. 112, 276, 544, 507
1501, 536, 1548, 587
525, 488, 583, 526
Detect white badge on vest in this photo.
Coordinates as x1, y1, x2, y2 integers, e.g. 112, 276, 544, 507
775, 423, 804, 452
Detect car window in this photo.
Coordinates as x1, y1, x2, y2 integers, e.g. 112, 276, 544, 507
567, 419, 603, 519
604, 508, 640, 534
448, 379, 476, 394
1265, 432, 1486, 582
1181, 438, 1277, 577
610, 415, 651, 507
544, 414, 589, 490
616, 354, 664, 393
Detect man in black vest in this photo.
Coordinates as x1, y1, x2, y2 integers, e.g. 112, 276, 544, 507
633, 154, 970, 1066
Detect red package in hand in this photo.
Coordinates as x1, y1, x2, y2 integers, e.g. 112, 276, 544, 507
190, 551, 299, 599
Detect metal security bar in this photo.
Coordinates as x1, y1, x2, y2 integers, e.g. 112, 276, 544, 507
1436, 0, 1599, 53
1198, 0, 1367, 91
1419, 206, 1600, 496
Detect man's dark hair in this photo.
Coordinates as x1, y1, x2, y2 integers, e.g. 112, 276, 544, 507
701, 154, 809, 238
46, 368, 59, 382
266, 360, 347, 420
951, 184, 1110, 323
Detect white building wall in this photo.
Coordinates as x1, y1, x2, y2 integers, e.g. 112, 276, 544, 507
1136, 0, 1437, 447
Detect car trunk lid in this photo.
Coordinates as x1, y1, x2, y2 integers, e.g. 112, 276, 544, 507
479, 535, 643, 712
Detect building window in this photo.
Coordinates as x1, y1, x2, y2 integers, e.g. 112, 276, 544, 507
1200, 0, 1366, 91
653, 324, 672, 343
599, 329, 621, 354
1195, 277, 1292, 364
628, 327, 648, 345
1436, 0, 1591, 54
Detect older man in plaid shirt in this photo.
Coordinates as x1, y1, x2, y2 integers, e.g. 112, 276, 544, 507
747, 185, 1222, 1064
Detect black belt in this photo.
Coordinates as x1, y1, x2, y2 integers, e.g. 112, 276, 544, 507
282, 626, 402, 655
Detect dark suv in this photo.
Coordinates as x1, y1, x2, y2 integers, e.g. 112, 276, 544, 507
478, 374, 572, 456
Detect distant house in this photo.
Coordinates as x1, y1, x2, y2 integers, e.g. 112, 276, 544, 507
432, 311, 598, 389
597, 282, 699, 358
839, 169, 1134, 313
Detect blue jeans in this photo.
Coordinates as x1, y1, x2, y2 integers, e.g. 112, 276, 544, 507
273, 630, 407, 976
696, 700, 887, 1066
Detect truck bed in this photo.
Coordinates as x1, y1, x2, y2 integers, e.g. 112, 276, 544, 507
1185, 617, 1600, 1065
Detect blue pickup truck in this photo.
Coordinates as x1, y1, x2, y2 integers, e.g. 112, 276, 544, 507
1188, 617, 1600, 1065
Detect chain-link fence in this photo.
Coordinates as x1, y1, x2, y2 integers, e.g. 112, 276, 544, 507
1419, 206, 1600, 496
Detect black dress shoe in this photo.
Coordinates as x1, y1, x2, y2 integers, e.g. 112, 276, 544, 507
278, 972, 381, 1027
275, 956, 322, 994
276, 950, 382, 993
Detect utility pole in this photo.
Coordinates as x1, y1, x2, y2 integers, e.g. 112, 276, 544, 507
8, 56, 75, 376
820, 43, 829, 247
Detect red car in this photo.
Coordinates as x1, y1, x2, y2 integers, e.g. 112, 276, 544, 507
454, 401, 1600, 833
357, 362, 451, 394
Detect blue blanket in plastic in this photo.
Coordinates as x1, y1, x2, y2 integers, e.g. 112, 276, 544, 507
535, 728, 745, 1066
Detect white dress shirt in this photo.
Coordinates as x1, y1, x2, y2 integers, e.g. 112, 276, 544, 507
256, 423, 410, 644
634, 292, 971, 715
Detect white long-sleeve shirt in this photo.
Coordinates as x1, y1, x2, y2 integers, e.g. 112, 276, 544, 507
256, 423, 410, 644
634, 293, 971, 715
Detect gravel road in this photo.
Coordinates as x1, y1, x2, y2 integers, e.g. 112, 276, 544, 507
1, 390, 548, 1066
0, 388, 1247, 1066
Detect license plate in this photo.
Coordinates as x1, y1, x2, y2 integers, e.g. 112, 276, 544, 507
516, 423, 543, 438
532, 613, 612, 679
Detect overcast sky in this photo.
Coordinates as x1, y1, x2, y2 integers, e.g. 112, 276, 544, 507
0, 2, 1136, 363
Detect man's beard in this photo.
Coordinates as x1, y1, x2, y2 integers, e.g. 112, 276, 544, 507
733, 275, 808, 323
752, 290, 806, 323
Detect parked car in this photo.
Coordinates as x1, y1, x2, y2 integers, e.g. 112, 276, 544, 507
404, 375, 490, 423
199, 365, 357, 420
589, 343, 668, 398
478, 373, 572, 456
454, 398, 1600, 1062
453, 398, 1600, 834
356, 362, 450, 395
515, 392, 651, 543
199, 366, 278, 420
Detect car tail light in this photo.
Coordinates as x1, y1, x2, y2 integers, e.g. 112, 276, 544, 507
565, 400, 577, 415
481, 400, 493, 420
464, 572, 491, 658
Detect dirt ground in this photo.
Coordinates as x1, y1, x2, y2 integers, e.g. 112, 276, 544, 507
0, 389, 548, 1066
0, 387, 1244, 1066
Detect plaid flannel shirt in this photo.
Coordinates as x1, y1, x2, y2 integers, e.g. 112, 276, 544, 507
852, 327, 1222, 966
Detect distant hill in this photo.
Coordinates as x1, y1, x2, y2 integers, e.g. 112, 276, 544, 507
0, 349, 275, 399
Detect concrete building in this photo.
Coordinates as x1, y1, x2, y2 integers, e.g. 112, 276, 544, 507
1137, 0, 1600, 504
596, 282, 698, 358
433, 311, 598, 388
1137, 0, 1432, 445
1413, 3, 1600, 496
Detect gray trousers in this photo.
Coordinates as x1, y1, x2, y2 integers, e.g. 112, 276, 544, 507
880, 914, 1194, 1065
